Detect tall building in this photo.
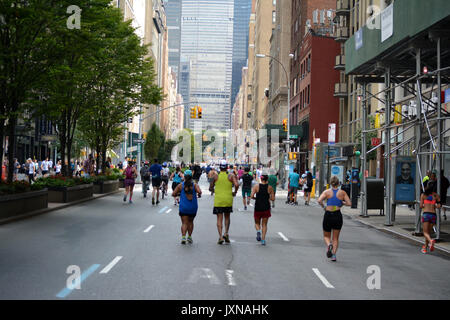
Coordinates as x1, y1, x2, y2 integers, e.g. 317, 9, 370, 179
231, 0, 252, 116
180, 0, 234, 130
164, 0, 182, 78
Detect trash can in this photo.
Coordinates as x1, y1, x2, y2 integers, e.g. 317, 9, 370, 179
366, 179, 384, 215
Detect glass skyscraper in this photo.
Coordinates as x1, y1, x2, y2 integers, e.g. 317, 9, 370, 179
180, 0, 234, 130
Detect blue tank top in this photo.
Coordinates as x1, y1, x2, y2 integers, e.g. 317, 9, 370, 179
179, 182, 198, 215
327, 189, 343, 207
173, 173, 182, 183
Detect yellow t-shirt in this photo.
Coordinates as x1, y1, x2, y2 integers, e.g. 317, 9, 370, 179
214, 172, 233, 207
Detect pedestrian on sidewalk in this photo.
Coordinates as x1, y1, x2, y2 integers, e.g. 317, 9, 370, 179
210, 160, 239, 244
251, 173, 275, 246
287, 168, 300, 205
420, 181, 440, 253
123, 161, 137, 204
26, 158, 35, 183
172, 170, 202, 244
55, 160, 62, 176
438, 171, 449, 220
317, 176, 351, 262
240, 167, 253, 210
304, 172, 313, 205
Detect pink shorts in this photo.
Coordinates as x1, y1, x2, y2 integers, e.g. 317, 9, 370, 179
254, 210, 271, 220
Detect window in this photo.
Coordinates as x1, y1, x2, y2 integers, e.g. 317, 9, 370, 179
295, 19, 298, 32
272, 11, 276, 23
307, 85, 310, 104
273, 0, 276, 5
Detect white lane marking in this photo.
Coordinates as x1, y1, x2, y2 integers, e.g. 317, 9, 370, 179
144, 225, 155, 233
166, 209, 172, 213
159, 206, 168, 213
278, 232, 290, 242
225, 269, 236, 286
100, 256, 123, 274
312, 268, 335, 288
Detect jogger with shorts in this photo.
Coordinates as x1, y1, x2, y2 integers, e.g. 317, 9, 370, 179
420, 181, 440, 253
172, 170, 201, 244
123, 161, 138, 204
318, 176, 351, 261
251, 173, 275, 245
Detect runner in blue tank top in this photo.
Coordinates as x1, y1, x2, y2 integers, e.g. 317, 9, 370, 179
172, 170, 202, 244
318, 176, 351, 261
170, 167, 184, 206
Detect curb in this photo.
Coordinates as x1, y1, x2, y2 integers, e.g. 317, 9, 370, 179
0, 189, 122, 226
310, 199, 450, 257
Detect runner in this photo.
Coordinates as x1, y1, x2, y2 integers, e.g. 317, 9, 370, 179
172, 170, 202, 244
123, 161, 138, 204
304, 172, 313, 205
170, 167, 184, 206
161, 162, 170, 198
55, 160, 62, 176
41, 157, 49, 177
241, 167, 253, 210
193, 163, 202, 184
317, 176, 351, 261
208, 166, 217, 195
27, 158, 35, 183
150, 159, 163, 205
288, 168, 301, 205
268, 169, 278, 208
210, 160, 239, 244
251, 173, 275, 246
420, 181, 440, 253
140, 161, 151, 198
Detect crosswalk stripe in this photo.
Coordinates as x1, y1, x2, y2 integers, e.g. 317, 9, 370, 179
144, 225, 154, 233
100, 256, 122, 274
312, 268, 335, 288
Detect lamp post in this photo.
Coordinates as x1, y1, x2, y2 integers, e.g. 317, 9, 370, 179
256, 53, 294, 176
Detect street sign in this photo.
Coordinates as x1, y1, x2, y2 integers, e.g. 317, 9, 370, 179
134, 139, 146, 144
282, 140, 294, 145
289, 135, 298, 139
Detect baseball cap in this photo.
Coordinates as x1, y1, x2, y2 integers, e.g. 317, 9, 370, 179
219, 160, 228, 169
184, 169, 192, 176
302, 174, 307, 178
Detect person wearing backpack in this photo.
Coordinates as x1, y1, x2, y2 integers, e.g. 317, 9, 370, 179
304, 172, 313, 205
172, 170, 202, 244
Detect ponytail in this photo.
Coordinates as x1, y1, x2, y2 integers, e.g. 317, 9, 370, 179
184, 175, 194, 194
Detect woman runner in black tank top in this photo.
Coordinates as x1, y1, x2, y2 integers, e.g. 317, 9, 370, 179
251, 174, 275, 246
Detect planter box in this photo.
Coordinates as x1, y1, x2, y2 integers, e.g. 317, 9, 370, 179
48, 183, 93, 203
0, 189, 48, 220
93, 180, 119, 194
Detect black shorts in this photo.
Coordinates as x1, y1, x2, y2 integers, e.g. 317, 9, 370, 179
42, 170, 48, 175
152, 177, 161, 187
304, 188, 312, 193
162, 176, 169, 184
322, 210, 343, 232
179, 212, 196, 218
172, 182, 180, 191
213, 207, 233, 215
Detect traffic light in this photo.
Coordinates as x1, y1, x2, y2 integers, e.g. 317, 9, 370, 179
288, 152, 298, 160
197, 106, 202, 119
190, 107, 196, 119
282, 119, 287, 132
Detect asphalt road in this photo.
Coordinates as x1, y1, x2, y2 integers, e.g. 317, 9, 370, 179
0, 176, 449, 300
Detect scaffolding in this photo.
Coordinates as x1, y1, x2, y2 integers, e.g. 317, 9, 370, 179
353, 27, 450, 240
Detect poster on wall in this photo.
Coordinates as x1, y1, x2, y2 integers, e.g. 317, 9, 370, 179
394, 156, 416, 204
331, 165, 344, 184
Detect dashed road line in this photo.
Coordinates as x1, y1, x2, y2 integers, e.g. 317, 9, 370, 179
144, 225, 155, 233
312, 268, 335, 288
159, 206, 168, 213
99, 256, 122, 274
56, 264, 101, 298
278, 232, 290, 242
166, 209, 172, 214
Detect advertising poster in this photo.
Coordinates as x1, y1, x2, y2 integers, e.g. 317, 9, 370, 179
394, 157, 416, 204
331, 165, 344, 184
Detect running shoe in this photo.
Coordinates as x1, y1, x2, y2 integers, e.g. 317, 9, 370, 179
156, 200, 160, 205
331, 254, 337, 262
272, 203, 275, 208
326, 244, 333, 258
244, 206, 247, 210
123, 195, 127, 202
129, 200, 132, 204
305, 201, 307, 205
261, 240, 266, 246
181, 237, 186, 245
152, 198, 155, 205
187, 236, 193, 244
421, 245, 427, 254
430, 240, 435, 252
256, 231, 261, 241
223, 234, 230, 243
217, 238, 224, 245
144, 194, 146, 198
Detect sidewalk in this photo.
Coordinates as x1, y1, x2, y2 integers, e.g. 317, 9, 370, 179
0, 189, 122, 226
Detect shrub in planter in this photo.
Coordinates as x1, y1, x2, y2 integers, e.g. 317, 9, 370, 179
0, 180, 45, 196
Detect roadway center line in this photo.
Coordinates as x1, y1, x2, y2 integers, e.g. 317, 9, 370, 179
278, 232, 290, 242
56, 264, 101, 298
144, 225, 155, 233
166, 209, 172, 213
312, 268, 335, 289
99, 256, 122, 274
159, 206, 168, 213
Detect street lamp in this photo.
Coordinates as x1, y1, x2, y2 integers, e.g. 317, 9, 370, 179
256, 53, 294, 176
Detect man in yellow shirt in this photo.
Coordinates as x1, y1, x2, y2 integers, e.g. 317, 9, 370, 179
210, 160, 239, 244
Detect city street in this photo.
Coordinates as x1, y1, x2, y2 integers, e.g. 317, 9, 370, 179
0, 177, 449, 300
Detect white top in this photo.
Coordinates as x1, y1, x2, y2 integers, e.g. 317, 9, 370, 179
162, 167, 170, 176
41, 160, 49, 171
56, 164, 61, 173
123, 161, 128, 168
48, 160, 53, 168
29, 163, 35, 174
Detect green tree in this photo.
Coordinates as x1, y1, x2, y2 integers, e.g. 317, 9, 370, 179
144, 123, 164, 161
